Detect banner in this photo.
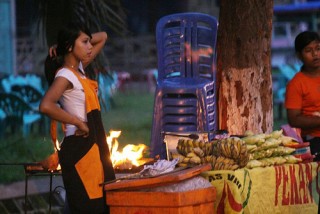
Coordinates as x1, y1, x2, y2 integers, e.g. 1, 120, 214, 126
201, 162, 320, 214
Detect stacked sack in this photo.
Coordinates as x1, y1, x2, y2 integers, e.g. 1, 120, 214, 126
242, 130, 302, 169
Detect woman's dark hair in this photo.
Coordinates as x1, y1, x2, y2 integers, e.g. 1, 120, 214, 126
294, 31, 320, 53
44, 22, 92, 85
44, 55, 61, 86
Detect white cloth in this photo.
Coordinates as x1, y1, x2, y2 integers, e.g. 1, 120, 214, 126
140, 159, 179, 177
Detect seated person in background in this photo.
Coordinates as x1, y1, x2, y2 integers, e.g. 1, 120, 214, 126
285, 31, 320, 161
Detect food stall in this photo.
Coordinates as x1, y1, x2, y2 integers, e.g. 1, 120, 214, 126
103, 129, 319, 214
153, 130, 319, 213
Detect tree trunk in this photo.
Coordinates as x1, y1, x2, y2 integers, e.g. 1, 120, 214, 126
217, 0, 274, 135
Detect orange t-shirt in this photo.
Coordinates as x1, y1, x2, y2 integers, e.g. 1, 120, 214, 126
285, 72, 320, 137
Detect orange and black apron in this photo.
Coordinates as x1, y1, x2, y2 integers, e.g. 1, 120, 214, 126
54, 68, 115, 213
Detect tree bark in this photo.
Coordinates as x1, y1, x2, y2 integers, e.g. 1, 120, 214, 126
217, 0, 274, 135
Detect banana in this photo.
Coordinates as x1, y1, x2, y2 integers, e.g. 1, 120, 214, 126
186, 152, 197, 158
177, 163, 188, 167
171, 153, 185, 163
199, 141, 204, 149
217, 162, 224, 170
206, 155, 214, 163
182, 157, 190, 163
225, 141, 231, 157
186, 146, 193, 154
211, 156, 217, 169
216, 156, 225, 162
201, 157, 206, 164
193, 147, 205, 157
190, 156, 201, 164
220, 141, 226, 157
176, 136, 250, 170
230, 164, 239, 170
232, 142, 240, 159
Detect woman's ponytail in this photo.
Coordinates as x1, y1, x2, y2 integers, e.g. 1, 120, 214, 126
44, 55, 63, 86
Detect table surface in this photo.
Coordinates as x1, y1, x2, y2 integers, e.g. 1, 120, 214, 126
104, 163, 212, 191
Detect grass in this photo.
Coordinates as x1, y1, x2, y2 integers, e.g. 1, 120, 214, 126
102, 92, 154, 147
0, 89, 287, 184
0, 134, 55, 184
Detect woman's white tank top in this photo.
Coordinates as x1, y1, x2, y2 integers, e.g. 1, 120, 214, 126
55, 66, 87, 136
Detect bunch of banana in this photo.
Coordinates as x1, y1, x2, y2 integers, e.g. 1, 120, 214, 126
172, 151, 206, 167
175, 137, 249, 169
171, 153, 186, 163
177, 152, 202, 165
176, 139, 213, 156
212, 137, 249, 167
211, 156, 240, 170
174, 139, 212, 166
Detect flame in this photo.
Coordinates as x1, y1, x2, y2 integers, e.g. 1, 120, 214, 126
106, 130, 147, 169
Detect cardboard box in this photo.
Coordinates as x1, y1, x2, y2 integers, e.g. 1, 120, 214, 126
106, 186, 216, 214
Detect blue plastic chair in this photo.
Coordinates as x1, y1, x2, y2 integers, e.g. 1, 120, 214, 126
0, 92, 41, 137
150, 13, 218, 158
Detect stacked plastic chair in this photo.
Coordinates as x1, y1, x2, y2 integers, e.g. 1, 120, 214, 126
150, 12, 218, 158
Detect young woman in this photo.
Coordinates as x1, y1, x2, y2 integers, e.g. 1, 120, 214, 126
285, 31, 320, 161
39, 22, 115, 213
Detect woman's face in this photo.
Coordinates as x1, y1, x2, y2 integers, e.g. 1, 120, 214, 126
71, 32, 93, 62
299, 40, 320, 70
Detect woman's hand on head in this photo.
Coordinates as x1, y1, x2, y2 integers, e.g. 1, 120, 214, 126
82, 31, 108, 68
49, 44, 57, 58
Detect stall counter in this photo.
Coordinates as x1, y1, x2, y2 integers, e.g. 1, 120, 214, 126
201, 162, 320, 214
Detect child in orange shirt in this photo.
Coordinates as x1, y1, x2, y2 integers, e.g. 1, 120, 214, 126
285, 31, 320, 161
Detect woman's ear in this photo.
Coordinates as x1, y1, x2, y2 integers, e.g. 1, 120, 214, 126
68, 47, 72, 52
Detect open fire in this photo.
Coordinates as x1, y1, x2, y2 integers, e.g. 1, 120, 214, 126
106, 130, 149, 171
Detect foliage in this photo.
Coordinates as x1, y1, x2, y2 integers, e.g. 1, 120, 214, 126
33, 0, 128, 46
32, 0, 128, 76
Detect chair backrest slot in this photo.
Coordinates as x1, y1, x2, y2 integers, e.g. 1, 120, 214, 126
156, 12, 218, 82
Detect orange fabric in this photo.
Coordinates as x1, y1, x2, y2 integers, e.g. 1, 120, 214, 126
50, 120, 57, 149
50, 120, 65, 151
75, 143, 104, 199
285, 72, 320, 137
68, 67, 100, 112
